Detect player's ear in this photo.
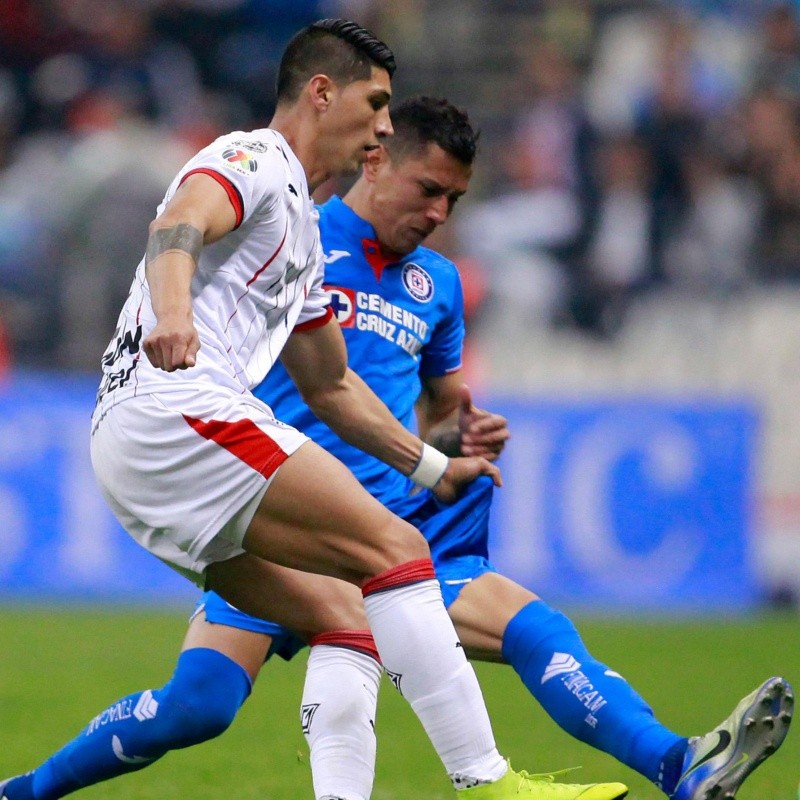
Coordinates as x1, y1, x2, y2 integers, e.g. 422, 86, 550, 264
362, 144, 387, 180
308, 74, 334, 111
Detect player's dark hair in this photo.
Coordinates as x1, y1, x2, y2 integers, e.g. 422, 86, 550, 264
385, 96, 479, 165
276, 19, 396, 104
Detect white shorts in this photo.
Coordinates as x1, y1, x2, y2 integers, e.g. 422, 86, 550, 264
90, 388, 309, 586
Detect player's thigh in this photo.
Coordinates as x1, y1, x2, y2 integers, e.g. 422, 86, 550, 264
244, 439, 429, 582
182, 611, 272, 683
448, 572, 538, 662
205, 553, 370, 641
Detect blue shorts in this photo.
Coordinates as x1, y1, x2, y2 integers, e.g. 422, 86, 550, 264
195, 474, 498, 661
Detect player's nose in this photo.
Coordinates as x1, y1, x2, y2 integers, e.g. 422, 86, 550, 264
375, 106, 393, 139
427, 195, 449, 225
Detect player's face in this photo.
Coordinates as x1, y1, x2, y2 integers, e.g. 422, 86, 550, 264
371, 142, 471, 255
320, 66, 393, 176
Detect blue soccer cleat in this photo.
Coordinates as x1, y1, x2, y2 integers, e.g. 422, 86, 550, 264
671, 676, 793, 799
0, 777, 14, 800
0, 773, 31, 800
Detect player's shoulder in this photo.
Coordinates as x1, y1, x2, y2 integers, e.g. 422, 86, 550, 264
406, 244, 459, 279
317, 196, 361, 247
190, 129, 287, 175
317, 195, 346, 224
207, 128, 281, 153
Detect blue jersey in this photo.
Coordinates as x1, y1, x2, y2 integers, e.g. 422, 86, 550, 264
199, 196, 495, 656
254, 195, 466, 506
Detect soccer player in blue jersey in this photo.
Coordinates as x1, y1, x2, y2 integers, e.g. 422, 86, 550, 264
3, 96, 791, 800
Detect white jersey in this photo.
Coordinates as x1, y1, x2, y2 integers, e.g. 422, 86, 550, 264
93, 128, 330, 426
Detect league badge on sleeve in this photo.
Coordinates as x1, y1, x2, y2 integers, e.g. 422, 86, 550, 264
402, 263, 434, 303
324, 286, 356, 328
222, 148, 259, 174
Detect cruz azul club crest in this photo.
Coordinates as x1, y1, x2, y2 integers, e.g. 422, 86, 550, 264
402, 262, 434, 303
324, 285, 356, 328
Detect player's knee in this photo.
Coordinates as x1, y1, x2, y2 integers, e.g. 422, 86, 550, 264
155, 648, 251, 747
380, 517, 430, 567
302, 665, 373, 743
169, 690, 238, 742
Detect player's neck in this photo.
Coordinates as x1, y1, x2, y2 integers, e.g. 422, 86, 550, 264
344, 187, 405, 262
268, 107, 329, 193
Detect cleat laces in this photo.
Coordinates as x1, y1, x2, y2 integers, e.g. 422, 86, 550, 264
512, 767, 582, 792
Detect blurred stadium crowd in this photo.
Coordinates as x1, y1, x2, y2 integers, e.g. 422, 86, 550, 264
1, 0, 800, 373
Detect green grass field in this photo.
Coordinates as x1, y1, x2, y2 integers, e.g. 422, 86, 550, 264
1, 607, 797, 799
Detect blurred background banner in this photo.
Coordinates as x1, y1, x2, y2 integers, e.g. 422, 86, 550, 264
0, 373, 196, 604
488, 398, 759, 612
0, 374, 758, 611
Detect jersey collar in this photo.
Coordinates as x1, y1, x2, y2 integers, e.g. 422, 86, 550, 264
323, 195, 399, 282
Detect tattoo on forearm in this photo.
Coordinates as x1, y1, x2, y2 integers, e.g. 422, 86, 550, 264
146, 224, 203, 267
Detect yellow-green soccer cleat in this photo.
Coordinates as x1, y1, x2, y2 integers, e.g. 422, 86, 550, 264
671, 676, 794, 799
456, 766, 628, 799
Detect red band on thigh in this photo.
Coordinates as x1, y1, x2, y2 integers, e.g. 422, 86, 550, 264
361, 558, 436, 597
309, 630, 381, 663
183, 414, 289, 478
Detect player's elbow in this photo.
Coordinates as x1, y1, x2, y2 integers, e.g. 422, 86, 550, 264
301, 381, 346, 426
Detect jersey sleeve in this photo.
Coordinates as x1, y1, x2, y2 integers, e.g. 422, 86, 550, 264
177, 133, 285, 229
419, 265, 465, 377
294, 243, 334, 331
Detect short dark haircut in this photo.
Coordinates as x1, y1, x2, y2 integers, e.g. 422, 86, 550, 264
276, 19, 396, 103
384, 96, 479, 166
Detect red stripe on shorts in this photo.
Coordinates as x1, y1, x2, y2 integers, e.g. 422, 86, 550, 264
361, 558, 436, 597
309, 629, 381, 663
183, 415, 289, 478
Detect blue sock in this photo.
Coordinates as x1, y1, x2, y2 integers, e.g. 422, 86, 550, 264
501, 600, 687, 786
9, 648, 251, 800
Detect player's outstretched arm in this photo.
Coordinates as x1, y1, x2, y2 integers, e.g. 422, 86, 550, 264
280, 319, 501, 498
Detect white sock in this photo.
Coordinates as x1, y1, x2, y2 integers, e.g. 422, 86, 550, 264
301, 643, 381, 800
362, 564, 507, 784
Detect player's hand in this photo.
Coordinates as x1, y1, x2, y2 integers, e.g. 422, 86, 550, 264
458, 384, 509, 461
143, 314, 200, 371
432, 455, 502, 503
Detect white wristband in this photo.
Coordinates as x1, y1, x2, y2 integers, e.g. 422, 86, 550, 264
408, 443, 449, 488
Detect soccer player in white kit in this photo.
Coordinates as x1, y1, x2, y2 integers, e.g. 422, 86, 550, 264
81, 18, 624, 800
